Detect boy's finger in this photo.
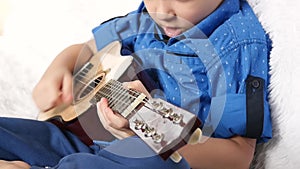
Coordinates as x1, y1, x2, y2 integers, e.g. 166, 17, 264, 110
61, 72, 73, 103
97, 98, 110, 128
36, 83, 61, 112
104, 107, 128, 129
98, 98, 128, 129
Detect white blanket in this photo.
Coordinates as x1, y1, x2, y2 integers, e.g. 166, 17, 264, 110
0, 0, 140, 118
1, 0, 300, 168
249, 0, 300, 168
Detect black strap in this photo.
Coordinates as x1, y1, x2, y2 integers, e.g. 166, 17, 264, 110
245, 75, 265, 138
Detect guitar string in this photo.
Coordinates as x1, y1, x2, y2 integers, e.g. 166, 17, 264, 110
98, 80, 134, 113
77, 72, 139, 104
74, 67, 160, 122
98, 82, 164, 128
74, 68, 149, 106
74, 65, 173, 133
101, 82, 169, 126
74, 69, 143, 103
74, 67, 165, 124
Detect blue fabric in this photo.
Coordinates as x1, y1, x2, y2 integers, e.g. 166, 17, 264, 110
0, 117, 190, 169
0, 117, 91, 167
92, 0, 272, 142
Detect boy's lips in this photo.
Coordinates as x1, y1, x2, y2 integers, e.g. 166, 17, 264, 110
163, 27, 182, 38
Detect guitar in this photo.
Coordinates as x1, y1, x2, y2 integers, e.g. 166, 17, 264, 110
38, 41, 202, 161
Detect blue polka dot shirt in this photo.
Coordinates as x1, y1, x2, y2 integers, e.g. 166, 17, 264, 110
92, 0, 272, 142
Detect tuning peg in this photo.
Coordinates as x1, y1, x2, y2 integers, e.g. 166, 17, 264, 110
140, 123, 148, 132
187, 128, 202, 145
151, 100, 184, 123
170, 151, 182, 163
152, 133, 164, 143
133, 119, 144, 130
151, 101, 163, 109
144, 127, 156, 137
170, 113, 183, 124
159, 107, 173, 118
133, 119, 164, 144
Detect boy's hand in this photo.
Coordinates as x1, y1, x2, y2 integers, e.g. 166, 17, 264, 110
32, 43, 84, 112
96, 80, 150, 139
0, 160, 30, 169
97, 98, 135, 139
32, 67, 73, 112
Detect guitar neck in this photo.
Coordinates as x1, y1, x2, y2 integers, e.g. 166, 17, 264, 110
90, 79, 147, 119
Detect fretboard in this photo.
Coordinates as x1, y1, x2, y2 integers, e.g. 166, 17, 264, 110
92, 79, 147, 118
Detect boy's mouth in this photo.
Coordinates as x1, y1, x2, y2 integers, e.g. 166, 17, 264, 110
163, 26, 183, 38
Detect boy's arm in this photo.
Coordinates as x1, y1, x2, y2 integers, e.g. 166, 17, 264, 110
0, 160, 30, 169
179, 136, 256, 169
32, 40, 95, 112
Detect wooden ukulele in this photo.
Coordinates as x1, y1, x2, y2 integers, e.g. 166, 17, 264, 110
38, 41, 202, 162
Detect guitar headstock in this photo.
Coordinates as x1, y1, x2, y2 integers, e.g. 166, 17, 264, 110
127, 98, 202, 160
89, 79, 202, 161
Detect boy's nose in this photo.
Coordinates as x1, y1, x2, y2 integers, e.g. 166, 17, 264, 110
155, 1, 175, 19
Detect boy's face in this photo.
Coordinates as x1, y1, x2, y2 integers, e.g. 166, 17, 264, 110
143, 0, 223, 37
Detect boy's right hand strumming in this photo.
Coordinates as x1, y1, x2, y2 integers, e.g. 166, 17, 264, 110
32, 44, 85, 112
32, 66, 73, 112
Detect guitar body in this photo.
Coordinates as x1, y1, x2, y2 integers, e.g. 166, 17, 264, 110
38, 41, 133, 122
38, 41, 202, 160
38, 41, 132, 144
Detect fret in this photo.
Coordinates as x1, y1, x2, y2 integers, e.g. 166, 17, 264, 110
109, 82, 127, 111
93, 79, 146, 118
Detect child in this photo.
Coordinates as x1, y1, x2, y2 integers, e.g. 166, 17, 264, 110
0, 0, 272, 168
